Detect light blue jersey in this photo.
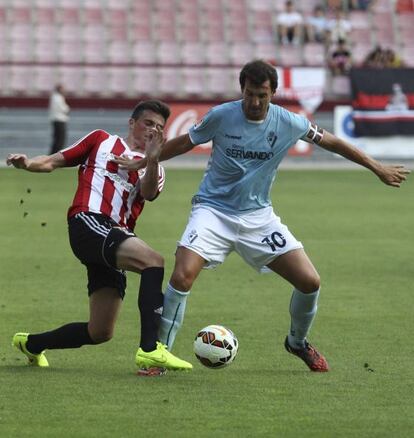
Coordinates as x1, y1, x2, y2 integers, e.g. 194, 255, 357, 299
188, 100, 310, 214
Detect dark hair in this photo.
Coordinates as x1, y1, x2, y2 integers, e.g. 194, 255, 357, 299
239, 60, 278, 92
130, 100, 171, 122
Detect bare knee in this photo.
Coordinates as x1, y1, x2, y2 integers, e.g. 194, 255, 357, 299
296, 272, 321, 294
88, 326, 114, 344
170, 267, 196, 292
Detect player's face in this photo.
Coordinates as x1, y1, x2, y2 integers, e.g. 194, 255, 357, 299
129, 110, 165, 149
242, 79, 274, 121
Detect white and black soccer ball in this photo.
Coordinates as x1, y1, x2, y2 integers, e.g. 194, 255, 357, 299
193, 325, 238, 369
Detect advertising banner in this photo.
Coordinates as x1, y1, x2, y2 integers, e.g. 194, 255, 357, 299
350, 68, 414, 136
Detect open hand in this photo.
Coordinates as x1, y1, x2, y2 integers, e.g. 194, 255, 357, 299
6, 154, 29, 169
377, 164, 410, 187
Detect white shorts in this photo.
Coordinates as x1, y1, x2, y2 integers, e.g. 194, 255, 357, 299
178, 205, 303, 273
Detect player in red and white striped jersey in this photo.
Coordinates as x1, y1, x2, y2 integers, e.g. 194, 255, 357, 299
7, 100, 192, 374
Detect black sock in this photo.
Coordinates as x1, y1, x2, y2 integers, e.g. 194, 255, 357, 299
26, 322, 95, 354
138, 267, 164, 352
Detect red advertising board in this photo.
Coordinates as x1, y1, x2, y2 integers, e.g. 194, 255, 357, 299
164, 102, 313, 156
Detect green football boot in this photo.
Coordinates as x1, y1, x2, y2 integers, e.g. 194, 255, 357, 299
12, 333, 49, 367
136, 342, 192, 371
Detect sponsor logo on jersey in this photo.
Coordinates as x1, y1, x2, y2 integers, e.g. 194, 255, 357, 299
225, 148, 274, 160
225, 133, 242, 140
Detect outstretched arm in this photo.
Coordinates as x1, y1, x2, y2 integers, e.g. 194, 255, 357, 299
317, 129, 410, 187
112, 134, 195, 171
6, 152, 66, 172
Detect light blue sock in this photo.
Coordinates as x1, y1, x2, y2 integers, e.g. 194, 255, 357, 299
288, 288, 320, 349
158, 283, 189, 350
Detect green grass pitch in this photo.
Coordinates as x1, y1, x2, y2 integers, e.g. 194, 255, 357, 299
0, 167, 413, 437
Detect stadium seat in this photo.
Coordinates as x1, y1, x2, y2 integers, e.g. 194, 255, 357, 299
59, 65, 85, 96
83, 24, 106, 42
107, 41, 130, 64
9, 65, 33, 95
254, 42, 278, 64
399, 26, 414, 44
59, 41, 83, 63
401, 45, 414, 66
177, 24, 201, 42
34, 40, 58, 62
153, 24, 177, 42
106, 9, 128, 26
200, 0, 223, 12
131, 67, 159, 97
205, 67, 231, 97
157, 67, 183, 98
331, 75, 351, 96
9, 24, 32, 42
348, 10, 371, 30
249, 0, 273, 11
205, 42, 230, 65
181, 67, 206, 97
130, 41, 157, 64
229, 42, 254, 66
352, 43, 373, 65
371, 0, 393, 12
278, 45, 304, 67
9, 40, 34, 62
303, 43, 325, 67
227, 23, 251, 43
130, 24, 152, 41
83, 66, 109, 96
396, 0, 414, 13
58, 7, 80, 24
83, 6, 104, 25
203, 22, 226, 43
180, 42, 206, 65
8, 5, 31, 24
83, 40, 108, 63
59, 24, 82, 42
157, 42, 181, 64
108, 67, 131, 96
34, 6, 56, 24
33, 66, 57, 94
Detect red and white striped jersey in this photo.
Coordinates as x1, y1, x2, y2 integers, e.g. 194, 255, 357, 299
61, 129, 165, 231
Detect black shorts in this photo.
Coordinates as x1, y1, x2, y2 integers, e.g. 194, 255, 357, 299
68, 212, 135, 298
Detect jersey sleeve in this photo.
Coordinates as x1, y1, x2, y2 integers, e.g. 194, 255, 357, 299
60, 130, 109, 166
287, 110, 311, 141
188, 107, 222, 145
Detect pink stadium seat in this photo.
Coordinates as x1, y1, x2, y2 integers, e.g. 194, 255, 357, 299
348, 28, 372, 45
107, 41, 130, 64
227, 23, 250, 42
348, 11, 371, 29
277, 45, 303, 67
177, 8, 200, 24
9, 40, 34, 62
59, 24, 82, 42
178, 24, 201, 42
59, 41, 83, 62
107, 9, 128, 26
59, 66, 84, 96
200, 0, 223, 11
0, 38, 7, 62
33, 66, 56, 94
83, 66, 108, 95
83, 25, 106, 42
331, 75, 351, 96
205, 67, 231, 96
157, 67, 182, 97
106, 0, 129, 9
108, 25, 128, 41
59, 7, 80, 24
130, 24, 152, 41
34, 6, 55, 24
181, 68, 206, 97
131, 41, 157, 64
352, 42, 372, 65
303, 43, 325, 66
8, 6, 31, 24
83, 40, 107, 63
33, 24, 56, 41
249, 0, 273, 11
229, 43, 254, 66
254, 42, 277, 63
401, 45, 414, 66
84, 7, 104, 25
157, 42, 181, 64
226, 0, 247, 12
396, 12, 414, 29
372, 0, 393, 12
9, 24, 32, 41
205, 42, 229, 65
374, 28, 396, 46
9, 65, 33, 94
399, 26, 414, 44
34, 40, 58, 62
108, 67, 130, 96
153, 24, 177, 42
372, 12, 394, 29
132, 67, 159, 97
203, 23, 226, 43
180, 42, 205, 65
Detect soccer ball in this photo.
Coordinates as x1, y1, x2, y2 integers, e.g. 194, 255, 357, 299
193, 325, 238, 369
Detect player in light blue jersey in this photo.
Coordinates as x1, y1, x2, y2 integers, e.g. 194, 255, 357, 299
113, 60, 409, 372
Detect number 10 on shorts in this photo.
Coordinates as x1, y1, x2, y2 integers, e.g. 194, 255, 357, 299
261, 232, 286, 252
